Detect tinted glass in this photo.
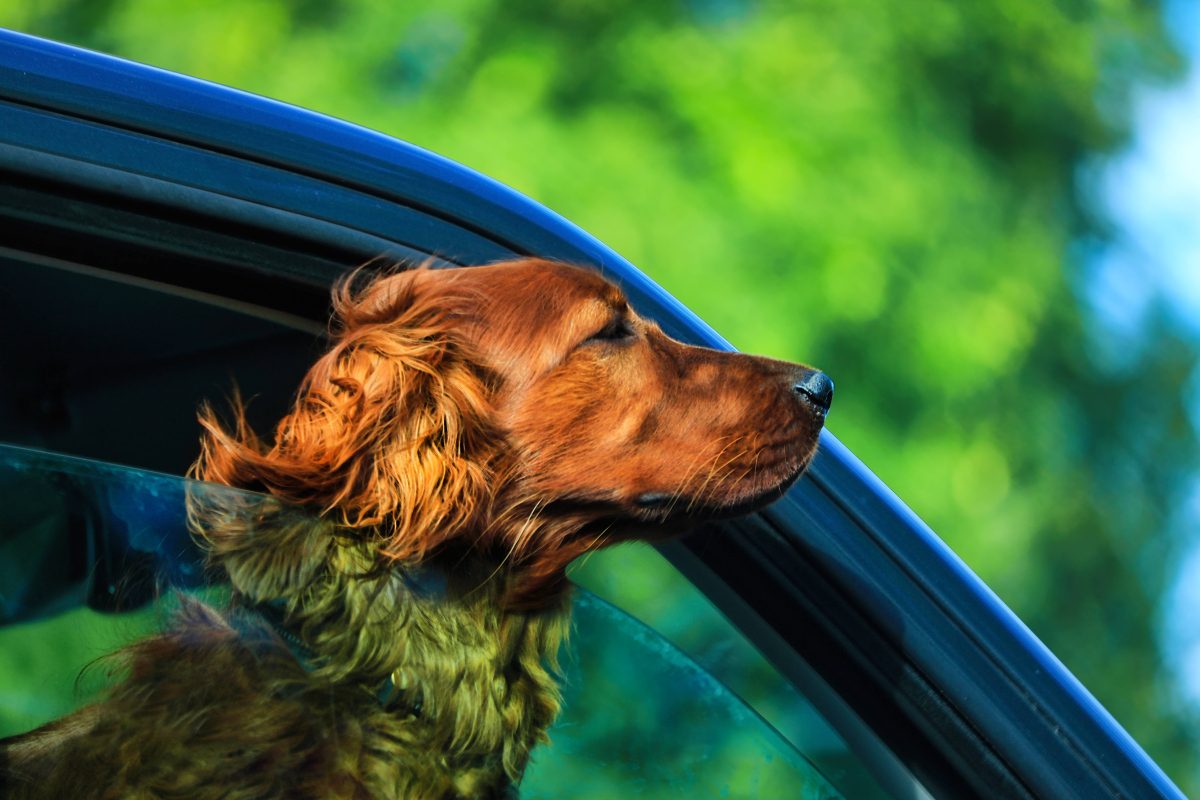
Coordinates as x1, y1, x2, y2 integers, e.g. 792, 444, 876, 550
0, 444, 866, 796
525, 592, 842, 798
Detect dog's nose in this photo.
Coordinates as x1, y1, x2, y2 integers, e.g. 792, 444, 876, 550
793, 369, 834, 413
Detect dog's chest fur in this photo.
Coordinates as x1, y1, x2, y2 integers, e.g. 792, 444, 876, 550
2, 550, 569, 800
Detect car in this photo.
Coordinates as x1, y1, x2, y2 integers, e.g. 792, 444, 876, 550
0, 29, 1185, 799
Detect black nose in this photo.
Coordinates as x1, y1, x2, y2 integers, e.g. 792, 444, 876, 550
793, 370, 834, 413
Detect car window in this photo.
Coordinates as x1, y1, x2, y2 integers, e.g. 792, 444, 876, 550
524, 591, 842, 798
0, 443, 894, 797
570, 546, 895, 799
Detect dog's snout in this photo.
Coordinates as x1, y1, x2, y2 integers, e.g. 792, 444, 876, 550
792, 369, 834, 413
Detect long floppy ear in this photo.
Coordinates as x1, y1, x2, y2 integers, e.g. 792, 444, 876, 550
192, 268, 500, 564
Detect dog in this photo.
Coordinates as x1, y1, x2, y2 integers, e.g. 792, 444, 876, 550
0, 258, 832, 799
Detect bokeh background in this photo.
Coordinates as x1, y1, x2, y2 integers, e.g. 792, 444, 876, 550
2, 0, 1199, 794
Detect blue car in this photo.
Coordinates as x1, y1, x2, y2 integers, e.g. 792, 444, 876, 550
0, 29, 1184, 799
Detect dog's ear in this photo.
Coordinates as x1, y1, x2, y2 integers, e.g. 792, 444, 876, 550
193, 269, 500, 564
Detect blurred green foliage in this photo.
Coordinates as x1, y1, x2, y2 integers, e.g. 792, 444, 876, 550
2, 0, 1198, 794
0, 605, 158, 734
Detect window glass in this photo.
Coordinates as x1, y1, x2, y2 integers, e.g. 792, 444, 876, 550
0, 444, 878, 797
525, 591, 842, 798
572, 546, 892, 798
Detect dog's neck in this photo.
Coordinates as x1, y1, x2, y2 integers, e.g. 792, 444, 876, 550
196, 501, 571, 784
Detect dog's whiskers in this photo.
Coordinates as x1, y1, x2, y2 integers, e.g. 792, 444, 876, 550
685, 434, 749, 513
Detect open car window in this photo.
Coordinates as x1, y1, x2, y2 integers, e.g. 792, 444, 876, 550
0, 443, 888, 798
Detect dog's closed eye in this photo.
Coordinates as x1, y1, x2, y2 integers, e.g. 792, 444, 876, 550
582, 316, 636, 346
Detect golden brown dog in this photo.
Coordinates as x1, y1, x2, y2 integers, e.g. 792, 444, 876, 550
0, 258, 831, 799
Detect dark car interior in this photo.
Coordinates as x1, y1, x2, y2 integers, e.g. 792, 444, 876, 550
0, 250, 325, 624
0, 253, 318, 475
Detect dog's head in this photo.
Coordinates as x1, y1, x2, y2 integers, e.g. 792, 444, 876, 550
196, 259, 830, 605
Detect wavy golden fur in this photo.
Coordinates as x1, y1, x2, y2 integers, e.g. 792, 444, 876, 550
1, 258, 830, 799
